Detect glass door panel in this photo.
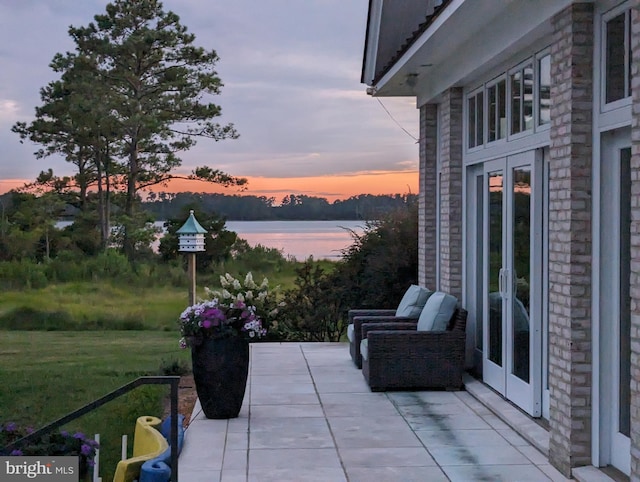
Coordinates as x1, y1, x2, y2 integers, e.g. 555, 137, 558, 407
599, 128, 630, 475
619, 147, 631, 438
482, 151, 541, 417
488, 171, 504, 367
511, 167, 531, 383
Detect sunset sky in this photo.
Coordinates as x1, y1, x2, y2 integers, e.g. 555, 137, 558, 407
0, 0, 419, 203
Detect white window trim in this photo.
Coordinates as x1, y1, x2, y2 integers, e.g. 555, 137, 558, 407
465, 85, 485, 153
507, 58, 535, 141
600, 2, 632, 114
462, 46, 552, 165
485, 74, 508, 147
535, 49, 551, 132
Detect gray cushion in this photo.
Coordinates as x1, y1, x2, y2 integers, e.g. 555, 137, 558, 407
347, 323, 354, 343
395, 285, 433, 318
416, 292, 458, 331
360, 339, 368, 361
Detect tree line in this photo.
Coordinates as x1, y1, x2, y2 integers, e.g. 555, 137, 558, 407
11, 0, 244, 261
6, 0, 416, 263
143, 192, 418, 220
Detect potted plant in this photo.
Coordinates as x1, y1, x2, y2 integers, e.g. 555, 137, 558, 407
0, 422, 99, 480
178, 272, 282, 419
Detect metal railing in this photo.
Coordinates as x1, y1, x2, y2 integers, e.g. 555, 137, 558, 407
2, 376, 180, 481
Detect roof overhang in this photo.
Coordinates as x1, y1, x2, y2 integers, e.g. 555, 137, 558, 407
366, 0, 574, 103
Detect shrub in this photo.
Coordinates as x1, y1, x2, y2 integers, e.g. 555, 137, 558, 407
278, 262, 345, 342
158, 358, 191, 376
278, 201, 418, 341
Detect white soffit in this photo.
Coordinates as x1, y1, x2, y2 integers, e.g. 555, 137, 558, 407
373, 0, 572, 101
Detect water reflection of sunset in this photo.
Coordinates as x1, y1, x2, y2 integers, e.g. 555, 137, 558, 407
487, 173, 531, 194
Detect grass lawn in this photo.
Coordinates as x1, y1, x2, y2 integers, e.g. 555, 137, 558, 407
0, 283, 190, 330
0, 330, 190, 481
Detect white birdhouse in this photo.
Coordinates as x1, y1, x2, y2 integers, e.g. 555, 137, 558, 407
177, 210, 207, 252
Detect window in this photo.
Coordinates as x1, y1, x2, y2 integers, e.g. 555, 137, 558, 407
465, 48, 549, 152
605, 8, 631, 104
510, 63, 534, 135
487, 79, 506, 142
468, 90, 484, 149
538, 55, 551, 126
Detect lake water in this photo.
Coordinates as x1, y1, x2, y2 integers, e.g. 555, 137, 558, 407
225, 220, 365, 261
57, 220, 366, 261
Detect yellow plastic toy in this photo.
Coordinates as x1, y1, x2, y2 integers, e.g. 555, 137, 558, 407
112, 416, 169, 482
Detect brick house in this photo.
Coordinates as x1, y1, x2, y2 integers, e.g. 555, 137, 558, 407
362, 0, 640, 478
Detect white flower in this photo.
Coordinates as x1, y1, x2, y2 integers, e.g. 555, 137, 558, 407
219, 275, 229, 287
260, 278, 269, 289
245, 290, 253, 300
236, 293, 245, 302
269, 308, 279, 317
233, 279, 241, 290
225, 273, 235, 283
221, 289, 231, 299
257, 292, 268, 301
244, 272, 257, 289
278, 301, 286, 307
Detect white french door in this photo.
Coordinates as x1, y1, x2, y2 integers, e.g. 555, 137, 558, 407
482, 151, 542, 417
599, 128, 631, 475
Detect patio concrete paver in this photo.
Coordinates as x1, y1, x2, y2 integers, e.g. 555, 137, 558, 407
179, 342, 572, 481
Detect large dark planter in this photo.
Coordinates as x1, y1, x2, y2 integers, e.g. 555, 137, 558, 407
191, 336, 249, 419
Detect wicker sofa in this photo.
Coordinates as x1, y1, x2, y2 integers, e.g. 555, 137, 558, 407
361, 308, 468, 391
347, 285, 432, 368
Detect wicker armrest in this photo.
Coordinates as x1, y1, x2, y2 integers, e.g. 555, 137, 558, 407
348, 309, 396, 323
361, 322, 417, 338
352, 315, 418, 333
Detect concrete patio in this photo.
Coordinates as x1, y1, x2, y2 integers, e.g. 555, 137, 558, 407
178, 342, 573, 482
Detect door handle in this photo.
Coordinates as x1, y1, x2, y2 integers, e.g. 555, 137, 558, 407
498, 268, 504, 297
503, 269, 509, 300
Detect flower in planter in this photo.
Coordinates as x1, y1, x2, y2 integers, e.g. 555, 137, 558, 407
0, 422, 98, 470
178, 272, 282, 348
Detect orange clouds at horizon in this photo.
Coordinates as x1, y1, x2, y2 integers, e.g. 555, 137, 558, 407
1, 171, 418, 203
157, 171, 418, 202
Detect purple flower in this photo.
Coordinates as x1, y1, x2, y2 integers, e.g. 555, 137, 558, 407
5, 422, 17, 432
73, 432, 85, 440
203, 308, 224, 319
10, 450, 23, 456
81, 444, 92, 456
202, 320, 212, 329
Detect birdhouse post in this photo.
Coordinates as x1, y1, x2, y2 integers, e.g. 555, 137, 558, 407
177, 210, 207, 306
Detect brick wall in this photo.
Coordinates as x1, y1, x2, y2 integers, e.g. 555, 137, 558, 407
438, 88, 463, 298
629, 2, 640, 477
419, 103, 438, 289
547, 3, 594, 476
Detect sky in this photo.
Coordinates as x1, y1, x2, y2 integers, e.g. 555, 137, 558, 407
0, 0, 419, 202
